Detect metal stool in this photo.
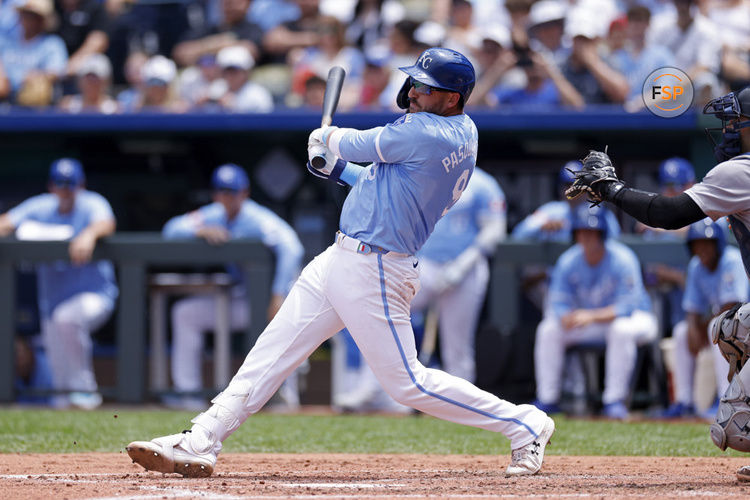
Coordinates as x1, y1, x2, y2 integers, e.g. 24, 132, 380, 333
566, 340, 669, 413
148, 272, 235, 393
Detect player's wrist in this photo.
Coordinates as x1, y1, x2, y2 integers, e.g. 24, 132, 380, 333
321, 126, 338, 145
597, 179, 625, 201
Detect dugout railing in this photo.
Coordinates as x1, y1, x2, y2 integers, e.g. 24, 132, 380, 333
0, 235, 272, 403
0, 235, 691, 404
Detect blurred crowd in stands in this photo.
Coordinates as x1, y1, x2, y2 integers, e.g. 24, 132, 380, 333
0, 0, 748, 113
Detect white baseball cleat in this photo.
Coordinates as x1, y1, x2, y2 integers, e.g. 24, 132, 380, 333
737, 465, 750, 482
505, 416, 555, 476
126, 429, 220, 478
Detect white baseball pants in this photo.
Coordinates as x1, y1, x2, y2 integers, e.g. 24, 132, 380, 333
205, 237, 548, 449
330, 330, 408, 412
670, 319, 729, 405
409, 257, 489, 383
42, 292, 114, 392
534, 310, 658, 405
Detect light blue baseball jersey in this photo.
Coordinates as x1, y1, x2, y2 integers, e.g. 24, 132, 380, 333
547, 239, 652, 318
333, 112, 479, 254
418, 167, 505, 262
682, 246, 748, 316
162, 200, 304, 296
7, 191, 118, 319
0, 31, 67, 92
511, 201, 621, 242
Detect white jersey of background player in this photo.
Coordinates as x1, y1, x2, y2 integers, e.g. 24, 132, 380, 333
563, 86, 750, 480
128, 47, 554, 478
162, 164, 304, 410
668, 218, 746, 418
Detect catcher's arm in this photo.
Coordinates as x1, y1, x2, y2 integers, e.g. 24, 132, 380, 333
566, 149, 705, 229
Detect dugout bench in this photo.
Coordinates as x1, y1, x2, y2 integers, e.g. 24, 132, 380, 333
0, 234, 272, 403
0, 235, 690, 404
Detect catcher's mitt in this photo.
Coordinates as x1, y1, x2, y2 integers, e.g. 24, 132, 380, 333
565, 149, 622, 205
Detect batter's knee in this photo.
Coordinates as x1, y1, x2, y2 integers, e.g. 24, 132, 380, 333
376, 365, 427, 408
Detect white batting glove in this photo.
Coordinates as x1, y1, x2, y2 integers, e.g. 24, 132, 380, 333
308, 127, 325, 149
307, 142, 337, 175
308, 126, 339, 149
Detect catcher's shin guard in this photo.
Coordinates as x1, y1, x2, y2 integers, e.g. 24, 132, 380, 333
710, 376, 750, 452
710, 303, 750, 381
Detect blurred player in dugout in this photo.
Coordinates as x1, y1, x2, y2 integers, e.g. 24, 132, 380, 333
511, 160, 621, 310
534, 203, 658, 420
636, 158, 696, 343
664, 218, 746, 419
410, 166, 507, 382
161, 163, 305, 410
332, 166, 507, 411
0, 158, 118, 409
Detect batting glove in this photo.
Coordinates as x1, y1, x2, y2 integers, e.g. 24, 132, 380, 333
308, 126, 339, 149
307, 141, 337, 173
306, 159, 348, 186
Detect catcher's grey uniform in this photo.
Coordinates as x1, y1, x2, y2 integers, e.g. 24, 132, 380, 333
564, 87, 750, 479
686, 156, 750, 277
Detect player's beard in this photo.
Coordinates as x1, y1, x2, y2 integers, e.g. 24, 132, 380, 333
409, 99, 442, 114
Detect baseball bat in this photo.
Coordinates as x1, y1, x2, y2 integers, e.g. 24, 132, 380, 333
311, 66, 346, 170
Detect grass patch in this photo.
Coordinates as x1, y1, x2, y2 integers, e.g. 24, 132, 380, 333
0, 408, 742, 456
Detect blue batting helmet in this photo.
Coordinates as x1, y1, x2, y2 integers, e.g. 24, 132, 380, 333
396, 47, 475, 109
558, 160, 582, 185
211, 163, 249, 191
570, 203, 610, 239
658, 157, 695, 187
686, 217, 726, 256
703, 85, 750, 162
49, 158, 85, 187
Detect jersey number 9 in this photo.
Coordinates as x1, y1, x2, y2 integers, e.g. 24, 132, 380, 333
442, 169, 471, 216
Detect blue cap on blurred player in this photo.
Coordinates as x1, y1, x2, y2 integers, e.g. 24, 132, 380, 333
686, 217, 726, 256
211, 163, 249, 191
570, 203, 610, 239
49, 158, 85, 187
658, 157, 695, 187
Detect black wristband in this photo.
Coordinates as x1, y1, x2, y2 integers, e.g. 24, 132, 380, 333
600, 181, 625, 201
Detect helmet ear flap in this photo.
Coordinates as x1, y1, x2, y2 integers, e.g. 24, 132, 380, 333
396, 77, 411, 110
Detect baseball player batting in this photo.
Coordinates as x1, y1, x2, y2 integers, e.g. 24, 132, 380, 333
126, 47, 554, 478
565, 86, 750, 481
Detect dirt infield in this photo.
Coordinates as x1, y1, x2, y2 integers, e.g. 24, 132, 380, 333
1, 453, 750, 499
